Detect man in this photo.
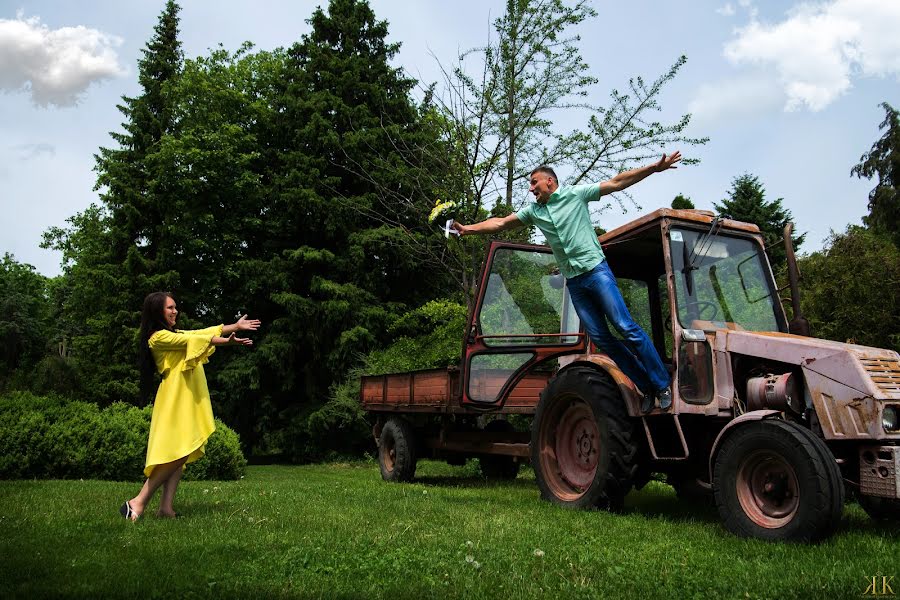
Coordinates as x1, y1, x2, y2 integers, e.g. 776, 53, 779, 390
452, 152, 681, 412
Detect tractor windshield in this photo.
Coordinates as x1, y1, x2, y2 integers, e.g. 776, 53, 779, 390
669, 227, 782, 332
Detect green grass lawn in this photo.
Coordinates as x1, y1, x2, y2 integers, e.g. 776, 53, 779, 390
1, 461, 898, 599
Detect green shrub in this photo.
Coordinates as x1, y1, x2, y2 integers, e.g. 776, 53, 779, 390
365, 300, 467, 375
284, 374, 372, 462
282, 300, 468, 463
0, 391, 245, 481
29, 355, 81, 396
184, 419, 247, 481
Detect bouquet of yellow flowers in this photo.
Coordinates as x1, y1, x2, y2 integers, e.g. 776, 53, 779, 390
428, 199, 461, 238
428, 199, 457, 224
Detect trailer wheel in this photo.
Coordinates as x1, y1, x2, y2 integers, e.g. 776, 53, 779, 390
479, 420, 520, 480
713, 419, 843, 542
379, 417, 417, 482
531, 366, 636, 510
858, 496, 900, 521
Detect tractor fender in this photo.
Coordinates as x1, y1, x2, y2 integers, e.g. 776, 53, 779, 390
708, 409, 782, 481
558, 357, 642, 416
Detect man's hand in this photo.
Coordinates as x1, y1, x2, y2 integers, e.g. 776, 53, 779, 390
654, 151, 682, 172
451, 221, 470, 236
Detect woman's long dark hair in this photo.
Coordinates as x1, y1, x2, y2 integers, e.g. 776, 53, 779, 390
138, 291, 174, 403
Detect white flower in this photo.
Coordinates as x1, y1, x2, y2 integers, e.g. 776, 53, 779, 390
465, 555, 475, 563
465, 540, 474, 548
533, 549, 545, 558
473, 561, 481, 570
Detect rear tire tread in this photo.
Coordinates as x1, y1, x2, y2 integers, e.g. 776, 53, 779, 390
532, 366, 637, 511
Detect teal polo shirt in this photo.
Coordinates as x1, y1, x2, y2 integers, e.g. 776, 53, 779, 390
515, 184, 605, 279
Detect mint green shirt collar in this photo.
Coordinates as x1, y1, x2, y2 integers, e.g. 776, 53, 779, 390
515, 184, 606, 278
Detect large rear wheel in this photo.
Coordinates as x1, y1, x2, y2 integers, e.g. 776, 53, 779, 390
379, 417, 417, 482
713, 419, 843, 542
530, 366, 636, 510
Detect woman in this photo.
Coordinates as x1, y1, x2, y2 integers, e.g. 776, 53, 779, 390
120, 291, 260, 521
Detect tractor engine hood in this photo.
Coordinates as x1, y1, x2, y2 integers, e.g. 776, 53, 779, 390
723, 331, 900, 402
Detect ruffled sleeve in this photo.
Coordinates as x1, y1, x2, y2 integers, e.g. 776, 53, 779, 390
148, 324, 223, 374
180, 324, 223, 370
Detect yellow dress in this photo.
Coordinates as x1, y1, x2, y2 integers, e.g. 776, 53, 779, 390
144, 325, 223, 477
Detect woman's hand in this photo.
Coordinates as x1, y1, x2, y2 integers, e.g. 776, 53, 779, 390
235, 314, 261, 331
213, 333, 254, 347
222, 314, 261, 336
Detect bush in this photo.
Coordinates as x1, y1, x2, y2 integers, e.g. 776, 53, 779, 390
280, 300, 469, 463
29, 356, 82, 397
283, 373, 372, 462
0, 391, 246, 481
365, 300, 468, 375
799, 226, 900, 352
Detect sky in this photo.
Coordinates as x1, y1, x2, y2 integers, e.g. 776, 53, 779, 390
1, 0, 898, 277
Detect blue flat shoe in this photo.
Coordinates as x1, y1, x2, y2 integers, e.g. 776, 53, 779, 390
119, 501, 139, 521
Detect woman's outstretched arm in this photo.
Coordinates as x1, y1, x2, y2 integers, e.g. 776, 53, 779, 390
211, 333, 254, 347
222, 314, 261, 336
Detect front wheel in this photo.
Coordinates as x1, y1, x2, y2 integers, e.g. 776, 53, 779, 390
531, 366, 636, 510
713, 419, 843, 542
379, 417, 417, 482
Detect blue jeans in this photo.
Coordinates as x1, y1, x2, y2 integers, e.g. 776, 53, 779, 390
566, 260, 670, 395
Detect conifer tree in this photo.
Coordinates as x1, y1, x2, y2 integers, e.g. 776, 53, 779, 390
671, 194, 695, 210
43, 1, 184, 403
235, 0, 448, 454
714, 174, 804, 272
852, 102, 900, 247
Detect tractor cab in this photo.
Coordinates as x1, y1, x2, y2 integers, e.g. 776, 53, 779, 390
461, 208, 784, 420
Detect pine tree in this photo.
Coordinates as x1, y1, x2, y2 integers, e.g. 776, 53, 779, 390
852, 102, 900, 246
672, 194, 695, 210
42, 1, 184, 403
714, 174, 804, 272
236, 0, 449, 456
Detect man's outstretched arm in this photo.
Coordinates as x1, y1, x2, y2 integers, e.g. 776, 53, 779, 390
598, 151, 682, 196
452, 213, 524, 236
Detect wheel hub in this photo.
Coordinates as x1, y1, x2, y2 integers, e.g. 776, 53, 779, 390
736, 450, 799, 528
547, 400, 601, 494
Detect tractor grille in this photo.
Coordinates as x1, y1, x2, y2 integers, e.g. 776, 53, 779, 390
859, 357, 900, 398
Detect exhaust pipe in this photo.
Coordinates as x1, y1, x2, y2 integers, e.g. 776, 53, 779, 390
783, 223, 811, 337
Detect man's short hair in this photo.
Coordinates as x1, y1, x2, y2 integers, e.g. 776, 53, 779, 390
530, 165, 557, 182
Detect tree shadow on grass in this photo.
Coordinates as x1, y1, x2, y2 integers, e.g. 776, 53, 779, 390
414, 475, 536, 490
842, 504, 900, 540
620, 484, 721, 525
623, 486, 900, 541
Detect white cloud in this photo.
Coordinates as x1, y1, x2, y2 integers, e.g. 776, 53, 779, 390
687, 75, 784, 126
723, 0, 900, 112
716, 4, 736, 17
14, 142, 55, 160
0, 13, 126, 107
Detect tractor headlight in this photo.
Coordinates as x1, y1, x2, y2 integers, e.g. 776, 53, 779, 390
884, 406, 899, 432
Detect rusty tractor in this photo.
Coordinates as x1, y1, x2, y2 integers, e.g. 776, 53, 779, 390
360, 208, 900, 542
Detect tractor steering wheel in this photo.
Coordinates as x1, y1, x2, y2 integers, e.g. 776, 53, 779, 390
683, 300, 719, 321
